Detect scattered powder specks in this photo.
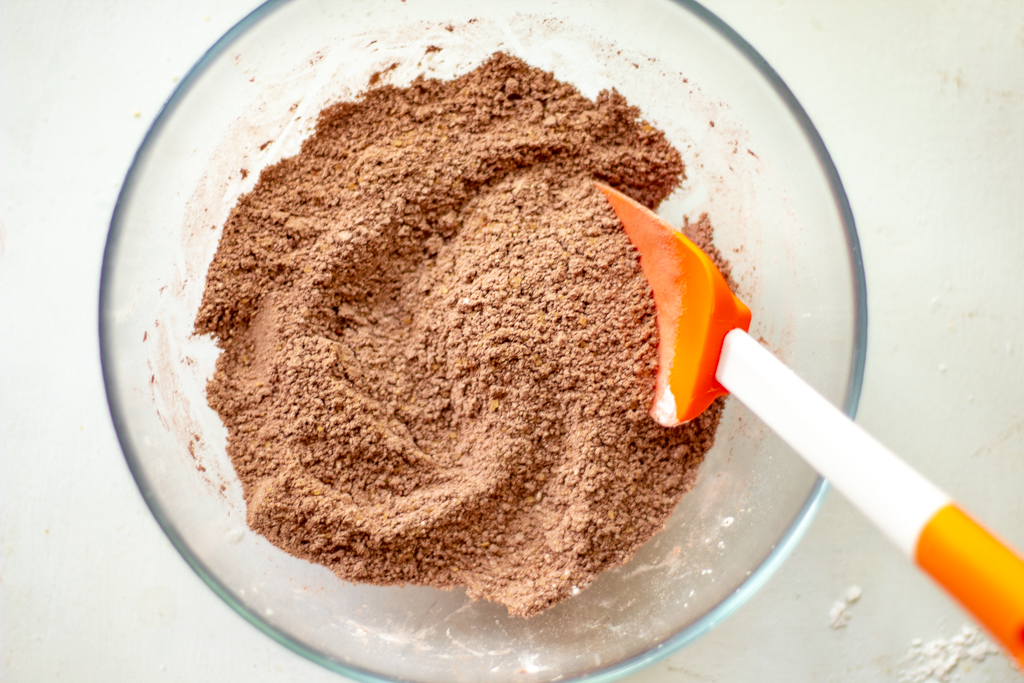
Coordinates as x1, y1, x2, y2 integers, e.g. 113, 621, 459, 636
899, 625, 1000, 683
827, 584, 862, 629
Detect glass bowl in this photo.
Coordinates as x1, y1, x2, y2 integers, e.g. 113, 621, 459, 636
100, 1, 866, 681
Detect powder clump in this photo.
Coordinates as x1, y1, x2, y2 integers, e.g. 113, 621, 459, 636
195, 53, 725, 617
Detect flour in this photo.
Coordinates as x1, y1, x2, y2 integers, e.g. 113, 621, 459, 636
899, 625, 1000, 682
827, 584, 862, 629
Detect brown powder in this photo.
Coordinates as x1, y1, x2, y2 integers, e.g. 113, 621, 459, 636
195, 53, 726, 617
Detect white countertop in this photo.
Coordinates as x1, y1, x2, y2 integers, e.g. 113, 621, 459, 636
2, 1, 1023, 681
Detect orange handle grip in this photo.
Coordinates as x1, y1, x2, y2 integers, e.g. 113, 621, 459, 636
916, 504, 1024, 666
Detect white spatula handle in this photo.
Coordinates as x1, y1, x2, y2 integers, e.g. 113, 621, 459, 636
715, 328, 949, 557
716, 329, 1024, 665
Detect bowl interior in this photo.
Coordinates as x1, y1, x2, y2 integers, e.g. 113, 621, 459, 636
101, 1, 863, 681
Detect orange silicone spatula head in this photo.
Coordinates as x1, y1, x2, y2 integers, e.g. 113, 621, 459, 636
595, 182, 751, 426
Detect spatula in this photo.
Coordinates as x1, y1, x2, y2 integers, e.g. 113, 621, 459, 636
596, 181, 1024, 667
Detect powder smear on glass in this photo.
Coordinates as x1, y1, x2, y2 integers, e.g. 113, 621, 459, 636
195, 53, 727, 617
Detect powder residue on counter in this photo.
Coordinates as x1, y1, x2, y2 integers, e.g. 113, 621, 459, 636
195, 53, 726, 616
900, 625, 1000, 682
827, 585, 862, 629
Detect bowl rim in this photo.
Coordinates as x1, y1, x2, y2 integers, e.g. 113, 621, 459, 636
99, 1, 867, 680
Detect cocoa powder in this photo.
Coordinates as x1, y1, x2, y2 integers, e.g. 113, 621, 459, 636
196, 53, 726, 617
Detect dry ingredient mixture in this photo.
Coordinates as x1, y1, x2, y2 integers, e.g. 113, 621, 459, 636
196, 53, 728, 617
